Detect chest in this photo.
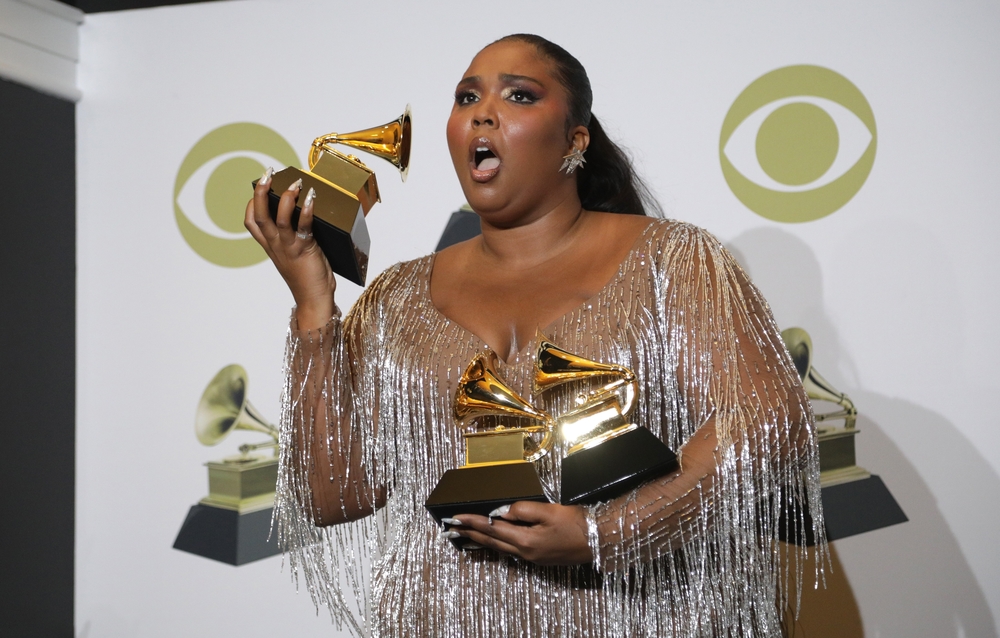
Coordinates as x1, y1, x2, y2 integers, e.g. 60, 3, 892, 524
434, 254, 627, 360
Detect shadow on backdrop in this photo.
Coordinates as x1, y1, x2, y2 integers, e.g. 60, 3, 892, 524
728, 227, 998, 637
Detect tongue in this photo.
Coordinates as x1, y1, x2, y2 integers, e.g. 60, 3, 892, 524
477, 157, 500, 171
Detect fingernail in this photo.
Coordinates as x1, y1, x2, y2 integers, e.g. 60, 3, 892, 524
287, 178, 303, 192
260, 166, 273, 186
304, 187, 316, 208
488, 504, 510, 518
461, 543, 484, 550
440, 531, 460, 540
441, 517, 463, 526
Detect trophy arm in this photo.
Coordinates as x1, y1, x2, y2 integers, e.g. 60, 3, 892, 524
522, 419, 556, 463
308, 134, 338, 170
569, 370, 639, 422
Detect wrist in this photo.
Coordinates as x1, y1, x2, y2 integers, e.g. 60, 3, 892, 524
294, 293, 336, 332
584, 504, 602, 569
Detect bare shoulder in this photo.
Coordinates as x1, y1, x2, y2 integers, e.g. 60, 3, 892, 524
588, 211, 665, 247
432, 232, 479, 271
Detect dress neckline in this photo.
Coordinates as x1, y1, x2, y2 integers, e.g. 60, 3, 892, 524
423, 220, 661, 365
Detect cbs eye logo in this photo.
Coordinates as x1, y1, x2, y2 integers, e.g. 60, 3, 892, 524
720, 65, 876, 223
174, 123, 299, 267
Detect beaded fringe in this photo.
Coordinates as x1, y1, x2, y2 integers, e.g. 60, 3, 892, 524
273, 220, 827, 637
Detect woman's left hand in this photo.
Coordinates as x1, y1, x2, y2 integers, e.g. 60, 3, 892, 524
447, 501, 593, 566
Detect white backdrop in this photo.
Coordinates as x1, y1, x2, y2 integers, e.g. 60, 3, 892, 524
76, 1, 1000, 635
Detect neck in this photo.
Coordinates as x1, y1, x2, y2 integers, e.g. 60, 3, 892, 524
476, 196, 589, 270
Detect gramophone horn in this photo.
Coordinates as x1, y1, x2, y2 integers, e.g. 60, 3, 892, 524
455, 351, 554, 462
780, 327, 857, 429
534, 335, 638, 419
195, 364, 278, 447
308, 104, 412, 181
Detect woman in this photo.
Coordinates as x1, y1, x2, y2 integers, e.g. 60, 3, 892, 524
246, 34, 825, 637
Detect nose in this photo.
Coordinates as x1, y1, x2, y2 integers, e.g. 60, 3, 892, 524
471, 95, 497, 128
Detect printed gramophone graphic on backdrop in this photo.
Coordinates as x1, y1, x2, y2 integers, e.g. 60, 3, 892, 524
253, 106, 412, 286
173, 364, 282, 566
779, 327, 907, 544
426, 336, 679, 547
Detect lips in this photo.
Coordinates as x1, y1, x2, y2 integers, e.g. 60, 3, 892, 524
469, 137, 501, 182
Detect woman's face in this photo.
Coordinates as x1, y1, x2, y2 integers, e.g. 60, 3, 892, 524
446, 40, 582, 224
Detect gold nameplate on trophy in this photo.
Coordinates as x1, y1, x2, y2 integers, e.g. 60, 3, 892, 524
254, 106, 412, 286
425, 352, 554, 548
201, 455, 279, 514
464, 427, 547, 466
535, 335, 678, 505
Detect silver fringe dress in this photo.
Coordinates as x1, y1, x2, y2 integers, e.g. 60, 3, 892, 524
275, 219, 826, 637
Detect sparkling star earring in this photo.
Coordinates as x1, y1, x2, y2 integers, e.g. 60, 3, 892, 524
560, 147, 586, 175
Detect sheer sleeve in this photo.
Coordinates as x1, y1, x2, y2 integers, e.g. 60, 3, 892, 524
591, 224, 825, 605
272, 267, 397, 632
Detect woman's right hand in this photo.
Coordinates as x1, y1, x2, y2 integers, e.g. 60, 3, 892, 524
244, 168, 337, 331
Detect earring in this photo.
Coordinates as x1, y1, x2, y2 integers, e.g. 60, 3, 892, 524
560, 148, 586, 175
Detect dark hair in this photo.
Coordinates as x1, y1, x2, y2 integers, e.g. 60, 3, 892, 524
493, 34, 662, 218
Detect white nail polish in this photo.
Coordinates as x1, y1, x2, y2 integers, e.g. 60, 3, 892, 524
287, 178, 303, 191
488, 504, 510, 518
440, 531, 460, 540
304, 187, 316, 207
260, 166, 273, 186
441, 517, 462, 526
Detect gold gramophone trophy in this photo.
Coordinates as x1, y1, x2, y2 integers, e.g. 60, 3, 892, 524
255, 106, 412, 286
173, 364, 282, 565
535, 336, 679, 505
425, 352, 553, 548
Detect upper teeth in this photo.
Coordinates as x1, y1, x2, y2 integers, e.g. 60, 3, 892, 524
477, 146, 489, 151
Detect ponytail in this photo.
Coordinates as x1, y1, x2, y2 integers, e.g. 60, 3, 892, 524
578, 115, 662, 217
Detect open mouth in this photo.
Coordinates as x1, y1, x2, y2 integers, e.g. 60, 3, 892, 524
474, 146, 500, 171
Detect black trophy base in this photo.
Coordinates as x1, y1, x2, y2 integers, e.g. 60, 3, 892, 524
253, 169, 370, 286
425, 462, 548, 549
172, 503, 281, 566
561, 427, 679, 505
778, 474, 908, 546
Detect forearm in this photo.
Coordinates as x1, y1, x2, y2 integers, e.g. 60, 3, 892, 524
592, 400, 812, 572
283, 311, 383, 528
592, 418, 719, 572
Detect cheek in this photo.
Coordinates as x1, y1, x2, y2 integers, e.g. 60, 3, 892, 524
445, 112, 466, 163
506, 113, 568, 159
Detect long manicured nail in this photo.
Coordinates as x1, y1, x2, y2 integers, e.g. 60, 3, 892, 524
441, 517, 463, 526
461, 543, 484, 550
440, 531, 460, 540
287, 178, 303, 192
304, 187, 316, 208
488, 504, 510, 518
260, 166, 273, 186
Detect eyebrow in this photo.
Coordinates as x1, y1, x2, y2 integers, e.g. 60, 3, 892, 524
456, 74, 545, 88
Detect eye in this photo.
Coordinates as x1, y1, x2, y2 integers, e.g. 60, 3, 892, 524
719, 65, 877, 223
175, 122, 300, 267
455, 91, 479, 106
504, 88, 538, 104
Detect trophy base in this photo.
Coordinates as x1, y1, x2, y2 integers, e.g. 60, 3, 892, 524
561, 427, 679, 505
172, 502, 281, 565
425, 462, 549, 549
254, 167, 370, 286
